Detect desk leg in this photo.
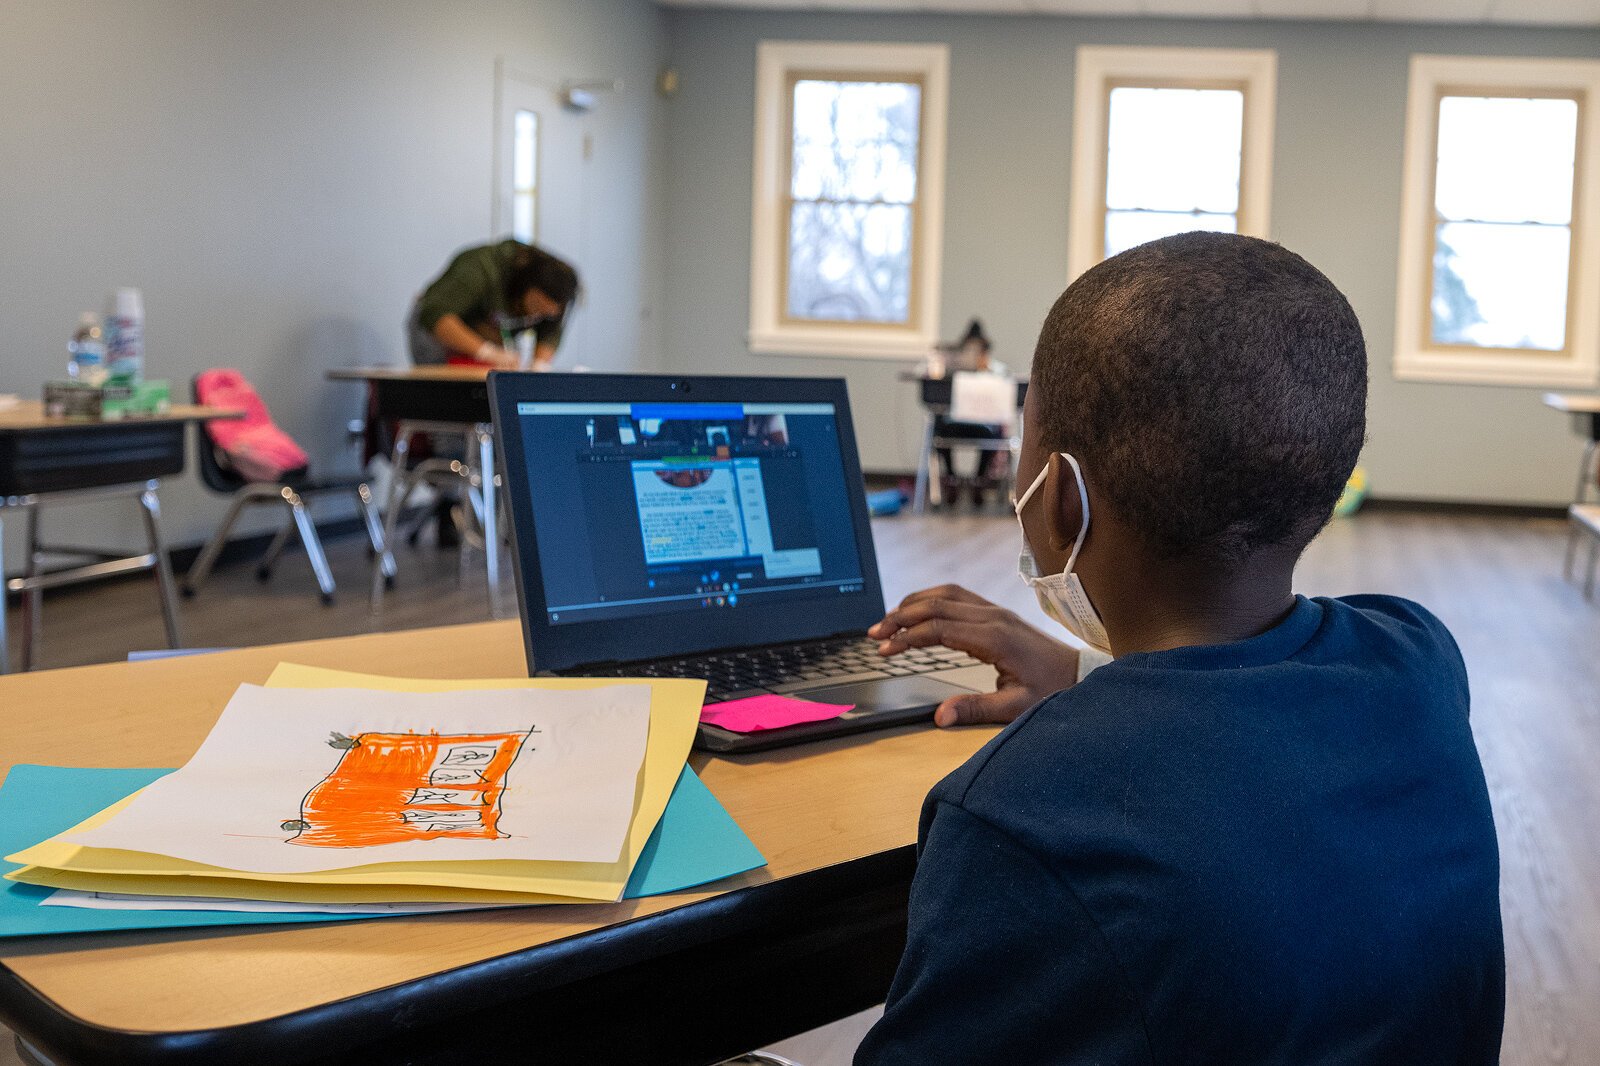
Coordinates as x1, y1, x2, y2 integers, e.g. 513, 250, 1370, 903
20, 504, 42, 671
138, 486, 183, 650
1576, 440, 1598, 505
913, 413, 936, 515
0, 513, 8, 675
476, 425, 500, 599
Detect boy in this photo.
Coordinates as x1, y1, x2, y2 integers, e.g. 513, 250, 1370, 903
857, 233, 1503, 1064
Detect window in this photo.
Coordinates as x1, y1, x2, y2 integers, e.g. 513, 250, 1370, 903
1068, 47, 1276, 282
750, 41, 949, 358
512, 109, 539, 243
1395, 55, 1600, 386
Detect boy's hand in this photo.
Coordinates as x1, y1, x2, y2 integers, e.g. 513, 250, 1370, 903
870, 584, 1080, 728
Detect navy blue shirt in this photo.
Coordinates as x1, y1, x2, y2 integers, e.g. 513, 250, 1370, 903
856, 595, 1503, 1065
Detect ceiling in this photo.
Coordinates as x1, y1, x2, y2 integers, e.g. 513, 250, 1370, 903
655, 0, 1600, 27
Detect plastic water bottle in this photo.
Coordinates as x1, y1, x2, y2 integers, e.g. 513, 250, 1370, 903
105, 287, 145, 383
68, 312, 107, 384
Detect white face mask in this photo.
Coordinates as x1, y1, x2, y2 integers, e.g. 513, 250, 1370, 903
1014, 452, 1112, 654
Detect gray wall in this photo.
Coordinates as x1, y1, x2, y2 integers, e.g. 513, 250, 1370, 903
0, 0, 667, 572
658, 9, 1600, 505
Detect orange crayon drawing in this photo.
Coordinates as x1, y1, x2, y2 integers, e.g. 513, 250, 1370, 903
281, 728, 534, 847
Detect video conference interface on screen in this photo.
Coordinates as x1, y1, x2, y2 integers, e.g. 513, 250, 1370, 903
515, 400, 867, 626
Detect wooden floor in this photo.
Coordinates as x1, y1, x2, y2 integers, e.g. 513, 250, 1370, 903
3, 506, 1598, 1065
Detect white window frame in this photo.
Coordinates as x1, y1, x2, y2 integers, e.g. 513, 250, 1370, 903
1394, 54, 1600, 388
749, 40, 948, 359
1067, 46, 1277, 284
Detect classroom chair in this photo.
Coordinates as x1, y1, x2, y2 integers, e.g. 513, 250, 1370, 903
378, 419, 505, 603
182, 374, 394, 605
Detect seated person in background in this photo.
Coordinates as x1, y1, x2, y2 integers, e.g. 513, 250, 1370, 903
933, 318, 1011, 509
409, 239, 579, 369
858, 232, 1504, 1064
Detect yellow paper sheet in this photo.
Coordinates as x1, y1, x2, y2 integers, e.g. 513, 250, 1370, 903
6, 666, 704, 904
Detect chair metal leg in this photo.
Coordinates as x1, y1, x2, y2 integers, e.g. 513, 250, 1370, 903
138, 487, 183, 650
20, 504, 42, 672
183, 491, 252, 595
285, 491, 336, 605
357, 483, 395, 580
381, 425, 415, 567
1586, 540, 1599, 601
257, 517, 297, 580
476, 426, 500, 593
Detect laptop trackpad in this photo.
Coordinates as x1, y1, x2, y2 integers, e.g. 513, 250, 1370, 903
794, 675, 975, 717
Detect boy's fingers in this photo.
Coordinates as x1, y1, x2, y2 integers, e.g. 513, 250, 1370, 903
933, 689, 1033, 728
869, 594, 998, 639
878, 617, 1005, 661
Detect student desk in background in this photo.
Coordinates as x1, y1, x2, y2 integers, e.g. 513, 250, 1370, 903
0, 623, 996, 1065
327, 365, 503, 593
0, 403, 242, 674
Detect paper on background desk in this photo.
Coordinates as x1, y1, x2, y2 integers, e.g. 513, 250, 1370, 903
8, 667, 709, 904
63, 683, 650, 871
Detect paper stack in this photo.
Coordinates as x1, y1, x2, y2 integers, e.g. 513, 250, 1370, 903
1, 665, 765, 932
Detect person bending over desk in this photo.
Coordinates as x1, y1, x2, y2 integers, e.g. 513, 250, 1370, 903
859, 232, 1503, 1064
409, 239, 579, 369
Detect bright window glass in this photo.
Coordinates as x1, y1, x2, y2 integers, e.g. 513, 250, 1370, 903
512, 109, 538, 243
1430, 95, 1577, 351
785, 79, 921, 324
1103, 87, 1244, 258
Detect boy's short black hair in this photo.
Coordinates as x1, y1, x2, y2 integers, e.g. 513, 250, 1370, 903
1032, 231, 1367, 565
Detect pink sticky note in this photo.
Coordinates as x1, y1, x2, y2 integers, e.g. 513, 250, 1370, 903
700, 694, 854, 734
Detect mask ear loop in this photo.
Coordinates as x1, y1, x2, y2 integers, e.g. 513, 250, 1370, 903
1012, 463, 1050, 516
1059, 452, 1091, 573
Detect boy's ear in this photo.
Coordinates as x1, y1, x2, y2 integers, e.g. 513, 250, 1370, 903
1040, 452, 1085, 553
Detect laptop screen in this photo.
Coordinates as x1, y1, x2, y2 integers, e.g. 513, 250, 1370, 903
510, 399, 868, 631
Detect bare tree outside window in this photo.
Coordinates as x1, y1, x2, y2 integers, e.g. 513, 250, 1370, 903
786, 79, 921, 324
1429, 95, 1576, 351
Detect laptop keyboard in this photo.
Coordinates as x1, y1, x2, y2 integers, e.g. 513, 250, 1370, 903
583, 636, 985, 704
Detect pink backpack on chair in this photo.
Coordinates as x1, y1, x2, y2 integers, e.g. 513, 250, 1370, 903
195, 369, 311, 482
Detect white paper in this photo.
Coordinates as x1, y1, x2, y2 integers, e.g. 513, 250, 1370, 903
66, 684, 651, 872
41, 889, 516, 915
950, 370, 1016, 429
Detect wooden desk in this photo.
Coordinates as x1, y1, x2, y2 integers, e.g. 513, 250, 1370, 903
0, 404, 242, 674
0, 622, 995, 1065
1543, 393, 1600, 504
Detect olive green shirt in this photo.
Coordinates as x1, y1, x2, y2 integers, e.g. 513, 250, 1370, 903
410, 239, 564, 363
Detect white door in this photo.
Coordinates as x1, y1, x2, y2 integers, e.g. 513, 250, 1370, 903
494, 66, 589, 363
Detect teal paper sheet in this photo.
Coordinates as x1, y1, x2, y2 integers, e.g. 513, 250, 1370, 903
0, 764, 764, 939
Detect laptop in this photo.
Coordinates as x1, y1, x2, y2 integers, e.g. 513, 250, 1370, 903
488, 372, 998, 753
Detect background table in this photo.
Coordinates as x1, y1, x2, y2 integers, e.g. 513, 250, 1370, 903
0, 404, 241, 673
0, 621, 996, 1065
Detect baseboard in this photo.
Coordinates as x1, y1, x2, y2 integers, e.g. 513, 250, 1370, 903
1358, 496, 1567, 520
